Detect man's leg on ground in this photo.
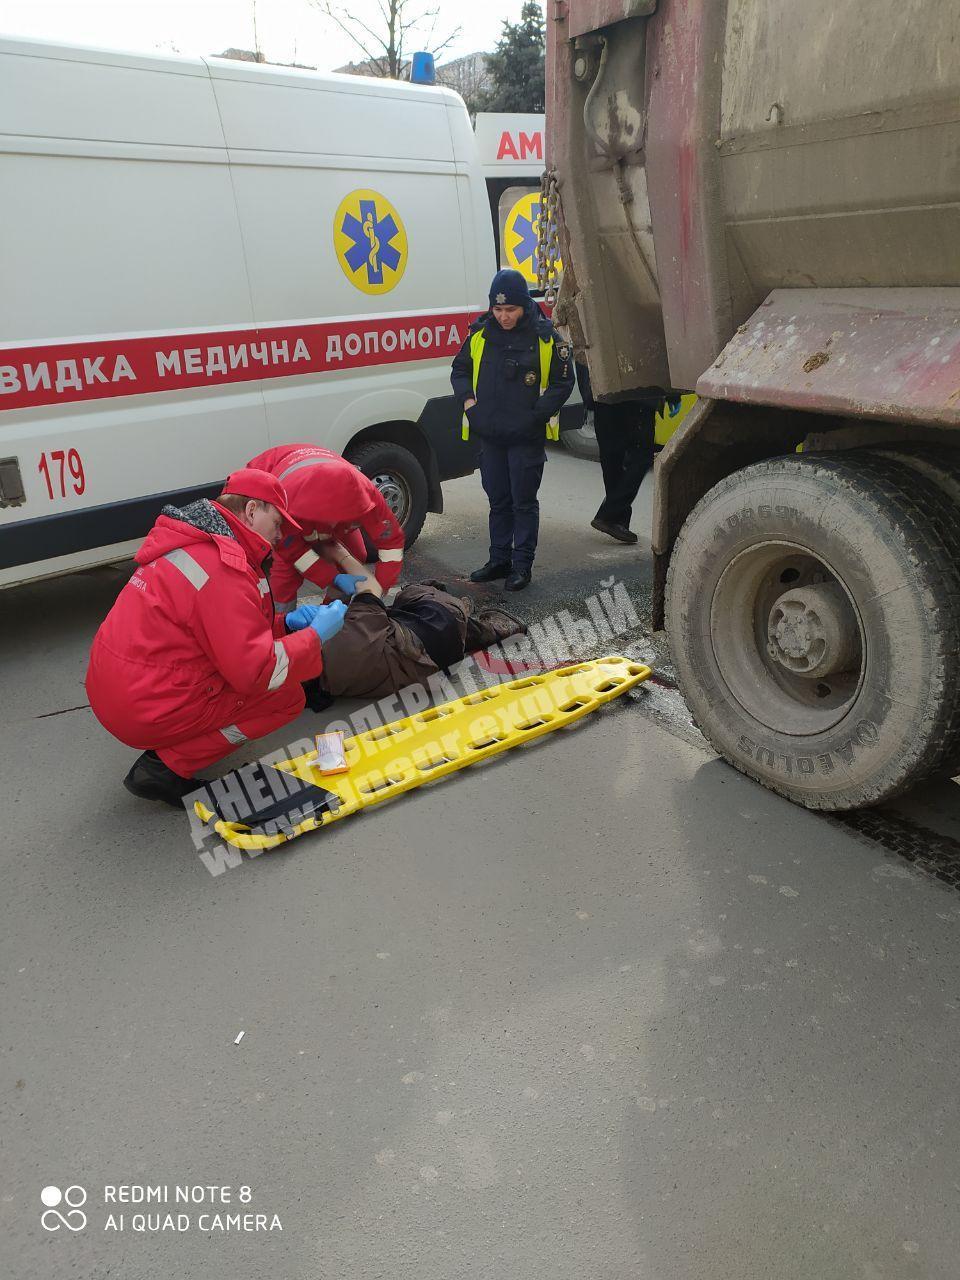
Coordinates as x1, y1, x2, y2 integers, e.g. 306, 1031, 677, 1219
156, 682, 306, 778
466, 605, 528, 650
508, 441, 547, 571
479, 442, 515, 566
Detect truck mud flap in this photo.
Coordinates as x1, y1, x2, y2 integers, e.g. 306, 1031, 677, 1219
697, 287, 960, 427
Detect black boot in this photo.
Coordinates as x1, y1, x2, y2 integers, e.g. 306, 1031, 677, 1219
504, 567, 532, 592
123, 751, 198, 807
591, 517, 638, 545
466, 605, 529, 650
470, 561, 511, 583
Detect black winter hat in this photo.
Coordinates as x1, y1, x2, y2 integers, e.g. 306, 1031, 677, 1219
488, 268, 530, 308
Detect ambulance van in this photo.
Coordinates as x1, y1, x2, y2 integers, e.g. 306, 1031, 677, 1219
0, 37, 495, 587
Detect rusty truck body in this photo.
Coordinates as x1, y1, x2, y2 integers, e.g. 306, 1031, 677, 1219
546, 0, 960, 810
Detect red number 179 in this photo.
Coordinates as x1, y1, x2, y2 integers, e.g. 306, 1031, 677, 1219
38, 449, 86, 499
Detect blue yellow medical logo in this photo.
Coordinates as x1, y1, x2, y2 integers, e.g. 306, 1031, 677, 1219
334, 189, 408, 295
503, 192, 560, 286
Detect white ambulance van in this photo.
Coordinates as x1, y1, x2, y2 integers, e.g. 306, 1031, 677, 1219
0, 37, 496, 587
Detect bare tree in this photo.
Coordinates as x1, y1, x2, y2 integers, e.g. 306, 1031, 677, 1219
251, 0, 261, 62
436, 52, 491, 113
316, 0, 461, 79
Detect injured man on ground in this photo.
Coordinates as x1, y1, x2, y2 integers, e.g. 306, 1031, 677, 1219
283, 539, 528, 704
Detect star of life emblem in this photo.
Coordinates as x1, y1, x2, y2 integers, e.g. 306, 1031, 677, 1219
334, 189, 407, 294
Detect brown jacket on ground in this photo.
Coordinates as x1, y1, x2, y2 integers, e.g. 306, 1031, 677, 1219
319, 582, 525, 700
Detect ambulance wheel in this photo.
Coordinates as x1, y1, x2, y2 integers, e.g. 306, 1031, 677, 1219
665, 451, 960, 811
347, 441, 429, 548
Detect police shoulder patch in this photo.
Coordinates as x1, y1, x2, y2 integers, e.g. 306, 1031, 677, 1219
557, 343, 570, 358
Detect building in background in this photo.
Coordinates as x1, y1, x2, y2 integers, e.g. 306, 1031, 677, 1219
221, 45, 494, 111
219, 47, 316, 71
435, 52, 491, 105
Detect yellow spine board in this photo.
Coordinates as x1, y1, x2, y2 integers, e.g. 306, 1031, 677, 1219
196, 655, 651, 850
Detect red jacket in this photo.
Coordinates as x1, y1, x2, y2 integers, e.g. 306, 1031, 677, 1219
247, 444, 405, 601
86, 499, 322, 746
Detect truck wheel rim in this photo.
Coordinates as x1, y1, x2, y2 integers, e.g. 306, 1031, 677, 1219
710, 541, 865, 737
371, 471, 410, 524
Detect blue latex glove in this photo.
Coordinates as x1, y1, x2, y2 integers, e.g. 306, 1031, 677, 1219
666, 395, 682, 417
285, 604, 322, 632
333, 572, 366, 597
307, 600, 348, 644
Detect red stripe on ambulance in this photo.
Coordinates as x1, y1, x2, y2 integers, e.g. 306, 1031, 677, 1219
0, 309, 479, 412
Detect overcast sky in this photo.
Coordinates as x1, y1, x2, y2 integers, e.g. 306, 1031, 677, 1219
1, 0, 542, 71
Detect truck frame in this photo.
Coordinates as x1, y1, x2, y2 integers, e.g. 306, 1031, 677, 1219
546, 0, 960, 809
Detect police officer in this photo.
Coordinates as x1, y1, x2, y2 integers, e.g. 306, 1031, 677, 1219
451, 269, 575, 591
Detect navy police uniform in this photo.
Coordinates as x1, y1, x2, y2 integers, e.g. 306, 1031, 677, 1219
451, 270, 574, 586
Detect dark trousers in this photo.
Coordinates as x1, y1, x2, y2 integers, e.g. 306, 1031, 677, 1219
479, 439, 547, 570
594, 401, 656, 527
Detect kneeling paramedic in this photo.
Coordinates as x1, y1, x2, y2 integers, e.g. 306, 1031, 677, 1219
246, 444, 406, 614
451, 268, 574, 591
85, 469, 347, 806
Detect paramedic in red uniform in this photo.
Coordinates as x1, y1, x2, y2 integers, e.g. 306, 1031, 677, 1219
246, 444, 406, 613
85, 469, 347, 806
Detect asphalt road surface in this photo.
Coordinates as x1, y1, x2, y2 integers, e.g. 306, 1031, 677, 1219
4, 449, 960, 1280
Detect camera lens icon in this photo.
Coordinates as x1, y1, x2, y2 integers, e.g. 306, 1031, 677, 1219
41, 1184, 87, 1231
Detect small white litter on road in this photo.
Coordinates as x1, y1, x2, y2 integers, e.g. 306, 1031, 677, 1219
234, 1031, 245, 1045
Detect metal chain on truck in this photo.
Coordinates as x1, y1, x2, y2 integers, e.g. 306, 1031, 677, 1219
536, 168, 563, 304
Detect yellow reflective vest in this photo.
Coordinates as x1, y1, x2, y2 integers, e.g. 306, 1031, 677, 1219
653, 392, 698, 447
461, 330, 561, 443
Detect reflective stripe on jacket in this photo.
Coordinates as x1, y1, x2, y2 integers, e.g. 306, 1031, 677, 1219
247, 444, 406, 598
450, 305, 575, 445
85, 499, 321, 747
460, 331, 561, 442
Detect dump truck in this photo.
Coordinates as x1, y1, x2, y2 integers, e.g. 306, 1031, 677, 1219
544, 0, 960, 810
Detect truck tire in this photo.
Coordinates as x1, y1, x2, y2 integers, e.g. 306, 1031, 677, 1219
559, 410, 600, 461
875, 445, 960, 779
875, 444, 960, 505
345, 440, 429, 548
665, 452, 960, 810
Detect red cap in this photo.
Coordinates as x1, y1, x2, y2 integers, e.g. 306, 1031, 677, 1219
221, 468, 302, 535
